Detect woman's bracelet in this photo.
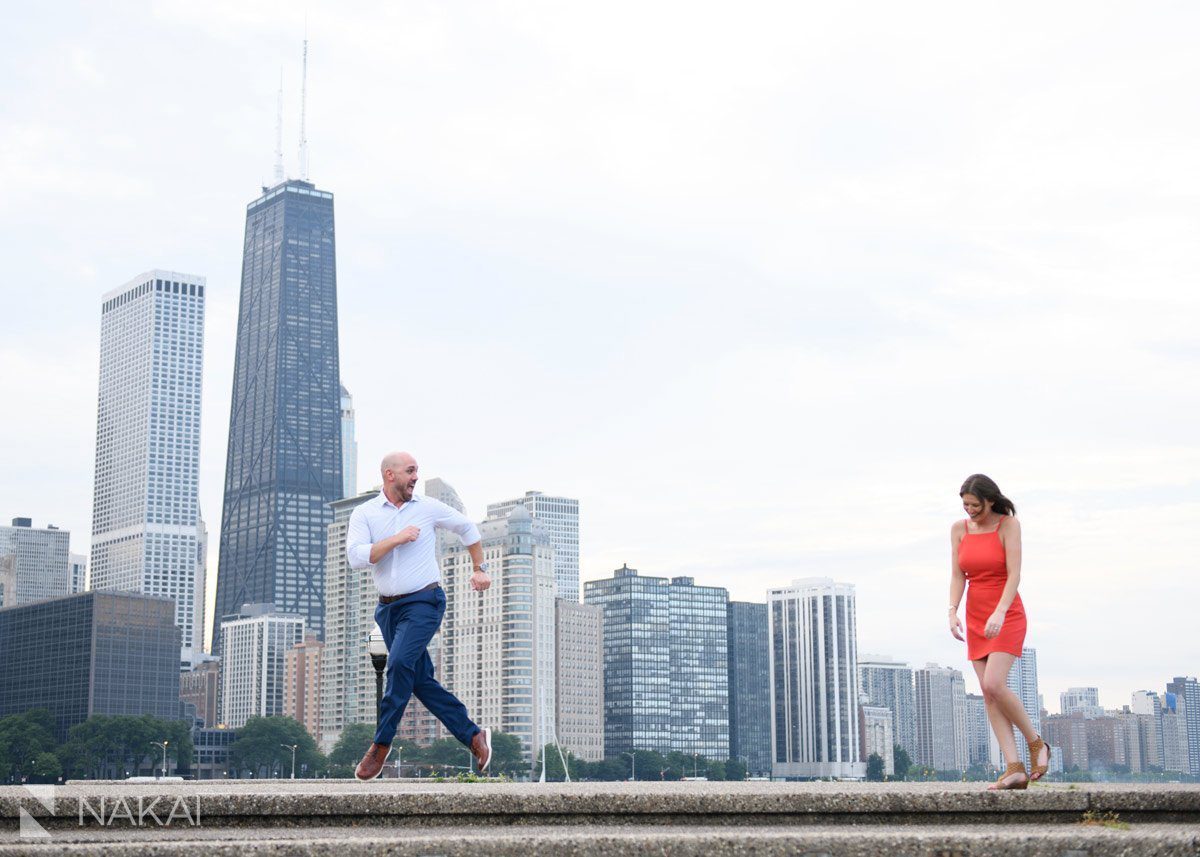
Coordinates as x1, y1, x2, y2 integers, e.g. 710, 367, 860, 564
947, 605, 959, 612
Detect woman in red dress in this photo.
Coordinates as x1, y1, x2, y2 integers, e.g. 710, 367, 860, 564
948, 474, 1050, 790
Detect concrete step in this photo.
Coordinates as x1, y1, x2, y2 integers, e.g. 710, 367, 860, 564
1, 781, 1197, 855
1, 823, 1198, 856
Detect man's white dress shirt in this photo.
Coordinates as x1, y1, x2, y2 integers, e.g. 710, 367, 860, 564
346, 491, 482, 597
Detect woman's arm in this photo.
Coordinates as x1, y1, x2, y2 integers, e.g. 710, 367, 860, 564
948, 521, 966, 640
986, 517, 1023, 637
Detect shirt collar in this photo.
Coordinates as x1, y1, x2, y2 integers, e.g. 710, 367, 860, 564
378, 490, 421, 509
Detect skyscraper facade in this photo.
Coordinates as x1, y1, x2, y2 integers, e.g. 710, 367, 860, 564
487, 492, 579, 601
339, 384, 356, 500
180, 659, 220, 728
914, 663, 968, 772
318, 491, 382, 750
727, 601, 772, 776
767, 578, 864, 779
1131, 690, 1164, 769
90, 270, 206, 665
584, 565, 671, 756
440, 506, 557, 768
214, 180, 342, 650
1166, 676, 1200, 775
859, 703, 894, 776
964, 693, 991, 768
1005, 647, 1041, 767
0, 591, 181, 740
0, 518, 70, 607
1061, 687, 1103, 718
668, 576, 729, 758
554, 600, 604, 761
284, 633, 324, 740
218, 603, 306, 728
69, 553, 87, 594
857, 654, 918, 759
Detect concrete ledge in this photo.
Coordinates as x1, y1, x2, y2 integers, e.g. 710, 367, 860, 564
1, 782, 1198, 831
1, 823, 1198, 856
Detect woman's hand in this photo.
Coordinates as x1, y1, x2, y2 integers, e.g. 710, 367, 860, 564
949, 609, 965, 641
985, 610, 1005, 639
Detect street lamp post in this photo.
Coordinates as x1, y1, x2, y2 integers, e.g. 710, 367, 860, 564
693, 754, 699, 779
151, 741, 169, 779
281, 744, 298, 779
368, 625, 388, 729
621, 752, 636, 782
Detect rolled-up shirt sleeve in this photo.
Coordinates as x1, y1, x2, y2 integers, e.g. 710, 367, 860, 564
346, 506, 374, 570
432, 500, 481, 546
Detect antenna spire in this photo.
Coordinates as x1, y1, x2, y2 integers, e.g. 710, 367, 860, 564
298, 38, 309, 181
273, 68, 284, 183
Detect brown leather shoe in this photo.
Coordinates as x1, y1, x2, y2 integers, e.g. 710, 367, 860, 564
355, 742, 391, 781
470, 727, 492, 772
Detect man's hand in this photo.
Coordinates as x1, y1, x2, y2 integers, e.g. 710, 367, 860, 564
470, 569, 491, 592
396, 525, 420, 545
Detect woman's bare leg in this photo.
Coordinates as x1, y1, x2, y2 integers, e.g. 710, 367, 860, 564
981, 653, 1039, 745
972, 658, 1019, 765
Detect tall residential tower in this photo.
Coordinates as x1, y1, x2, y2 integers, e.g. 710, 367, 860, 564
487, 492, 579, 601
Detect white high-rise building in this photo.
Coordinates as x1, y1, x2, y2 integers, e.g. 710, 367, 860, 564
319, 490, 382, 751
218, 603, 305, 728
0, 518, 70, 607
996, 647, 1041, 768
340, 385, 357, 500
915, 663, 968, 772
554, 601, 604, 762
441, 505, 557, 771
1132, 690, 1164, 769
194, 514, 207, 656
858, 654, 917, 759
964, 693, 991, 769
68, 553, 87, 594
858, 701, 895, 776
767, 578, 865, 779
487, 492, 579, 601
1061, 687, 1103, 718
90, 270, 205, 667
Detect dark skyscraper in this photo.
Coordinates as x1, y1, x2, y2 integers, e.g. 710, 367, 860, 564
0, 591, 182, 740
727, 601, 771, 776
213, 179, 342, 651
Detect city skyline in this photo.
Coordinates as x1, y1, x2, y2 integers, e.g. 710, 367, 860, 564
1, 2, 1197, 711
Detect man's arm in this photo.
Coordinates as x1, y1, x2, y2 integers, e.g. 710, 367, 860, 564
431, 500, 489, 591
346, 508, 418, 570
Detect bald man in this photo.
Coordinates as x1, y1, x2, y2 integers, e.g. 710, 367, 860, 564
345, 451, 493, 780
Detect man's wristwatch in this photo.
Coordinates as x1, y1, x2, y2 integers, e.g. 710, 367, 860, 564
475, 562, 489, 574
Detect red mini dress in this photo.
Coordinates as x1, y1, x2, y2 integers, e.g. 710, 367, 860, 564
957, 517, 1026, 661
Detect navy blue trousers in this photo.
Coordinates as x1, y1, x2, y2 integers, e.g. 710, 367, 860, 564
372, 586, 479, 748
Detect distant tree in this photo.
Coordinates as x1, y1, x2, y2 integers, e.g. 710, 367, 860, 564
0, 710, 57, 782
55, 714, 192, 780
327, 723, 376, 778
535, 745, 585, 781
228, 717, 323, 778
489, 731, 525, 777
706, 760, 726, 781
29, 752, 62, 784
724, 758, 747, 781
866, 753, 885, 781
892, 745, 912, 781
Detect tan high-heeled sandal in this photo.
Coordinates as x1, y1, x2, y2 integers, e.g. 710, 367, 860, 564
987, 761, 1028, 791
1028, 735, 1050, 781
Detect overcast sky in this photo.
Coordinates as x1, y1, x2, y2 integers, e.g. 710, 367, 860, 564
2, 1, 1197, 711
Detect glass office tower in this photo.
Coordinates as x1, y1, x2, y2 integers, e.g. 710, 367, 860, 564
213, 179, 342, 650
